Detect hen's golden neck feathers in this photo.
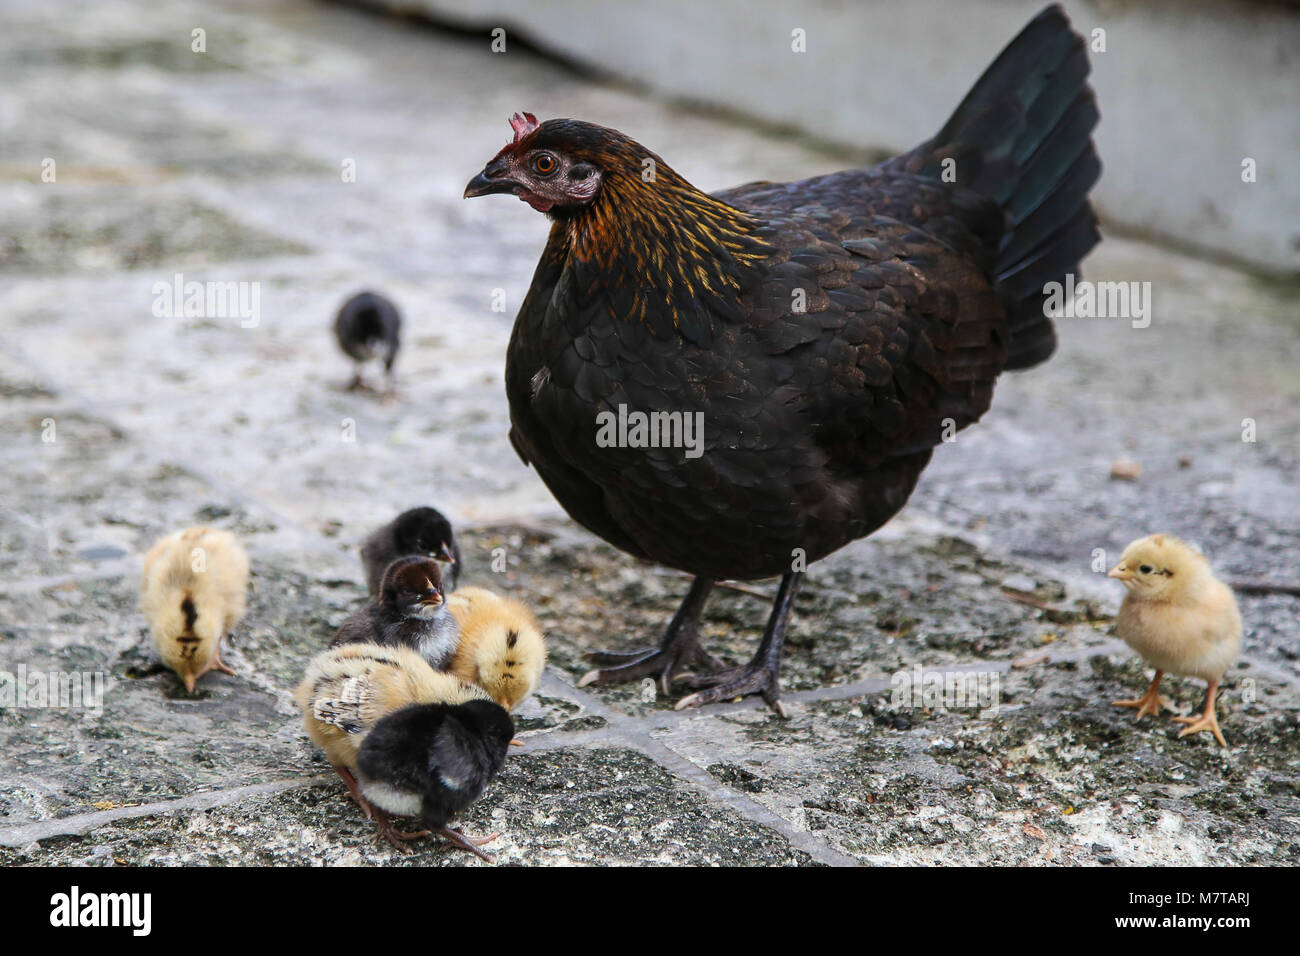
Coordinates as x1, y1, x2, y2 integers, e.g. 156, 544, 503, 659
543, 135, 773, 342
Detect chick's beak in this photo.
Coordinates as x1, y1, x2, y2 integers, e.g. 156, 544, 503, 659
1107, 564, 1128, 580
464, 160, 517, 198
437, 542, 456, 564
184, 673, 197, 693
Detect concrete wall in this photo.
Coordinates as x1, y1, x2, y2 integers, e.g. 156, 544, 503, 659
352, 0, 1300, 276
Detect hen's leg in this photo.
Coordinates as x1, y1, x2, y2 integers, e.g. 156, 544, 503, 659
676, 572, 803, 718
1173, 680, 1227, 746
578, 577, 718, 694
1113, 669, 1170, 719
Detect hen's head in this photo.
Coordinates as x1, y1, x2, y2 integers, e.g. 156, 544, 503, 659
464, 113, 650, 215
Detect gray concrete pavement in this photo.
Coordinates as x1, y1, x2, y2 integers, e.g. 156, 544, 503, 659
1, 0, 1296, 866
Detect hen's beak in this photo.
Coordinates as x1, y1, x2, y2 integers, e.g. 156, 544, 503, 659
464, 162, 517, 198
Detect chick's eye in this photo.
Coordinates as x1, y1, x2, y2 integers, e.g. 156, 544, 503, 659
1139, 565, 1153, 574
532, 153, 557, 175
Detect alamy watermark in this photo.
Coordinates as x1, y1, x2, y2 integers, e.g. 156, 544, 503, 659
1043, 274, 1151, 329
0, 665, 105, 717
151, 272, 260, 328
595, 404, 705, 460
891, 665, 1001, 715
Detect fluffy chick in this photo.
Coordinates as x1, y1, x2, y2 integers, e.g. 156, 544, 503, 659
361, 506, 460, 596
356, 697, 514, 862
331, 556, 460, 669
140, 526, 249, 693
448, 586, 547, 713
334, 290, 401, 396
295, 642, 506, 857
1109, 533, 1242, 746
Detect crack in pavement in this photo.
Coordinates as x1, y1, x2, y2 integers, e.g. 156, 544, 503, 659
0, 775, 333, 848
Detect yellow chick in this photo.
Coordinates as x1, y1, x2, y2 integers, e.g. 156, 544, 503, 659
140, 526, 249, 693
294, 642, 491, 849
1108, 534, 1242, 746
448, 586, 547, 713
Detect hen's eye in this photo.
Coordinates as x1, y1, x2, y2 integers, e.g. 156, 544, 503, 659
1139, 565, 1153, 574
532, 153, 558, 175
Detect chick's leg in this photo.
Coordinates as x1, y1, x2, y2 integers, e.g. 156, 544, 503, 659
333, 765, 373, 820
435, 826, 498, 863
209, 645, 237, 677
578, 577, 719, 695
676, 571, 803, 718
1173, 680, 1227, 746
1113, 669, 1170, 719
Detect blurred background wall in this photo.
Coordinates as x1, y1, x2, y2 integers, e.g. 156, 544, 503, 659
345, 0, 1300, 278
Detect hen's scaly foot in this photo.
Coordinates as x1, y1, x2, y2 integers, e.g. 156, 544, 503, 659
578, 640, 720, 695
676, 661, 788, 718
674, 571, 802, 718
577, 577, 717, 695
436, 826, 498, 863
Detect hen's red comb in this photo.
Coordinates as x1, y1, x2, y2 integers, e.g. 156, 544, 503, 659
509, 111, 540, 140
491, 112, 540, 162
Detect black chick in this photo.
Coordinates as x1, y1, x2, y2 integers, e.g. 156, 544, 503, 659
331, 556, 460, 669
334, 290, 401, 396
463, 5, 1101, 714
355, 698, 514, 862
361, 507, 461, 596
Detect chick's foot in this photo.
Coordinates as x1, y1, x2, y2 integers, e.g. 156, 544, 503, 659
1113, 670, 1170, 720
1173, 682, 1227, 746
578, 577, 718, 695
373, 809, 430, 851
432, 826, 498, 863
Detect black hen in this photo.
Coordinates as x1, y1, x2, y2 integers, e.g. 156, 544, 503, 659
464, 5, 1101, 713
334, 290, 401, 395
355, 699, 514, 861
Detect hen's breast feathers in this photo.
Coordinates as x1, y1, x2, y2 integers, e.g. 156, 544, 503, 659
504, 171, 1015, 576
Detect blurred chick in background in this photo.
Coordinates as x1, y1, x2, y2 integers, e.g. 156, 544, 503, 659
448, 586, 547, 713
361, 506, 460, 595
331, 556, 459, 669
295, 642, 509, 858
140, 526, 249, 693
1109, 534, 1242, 746
333, 290, 401, 397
